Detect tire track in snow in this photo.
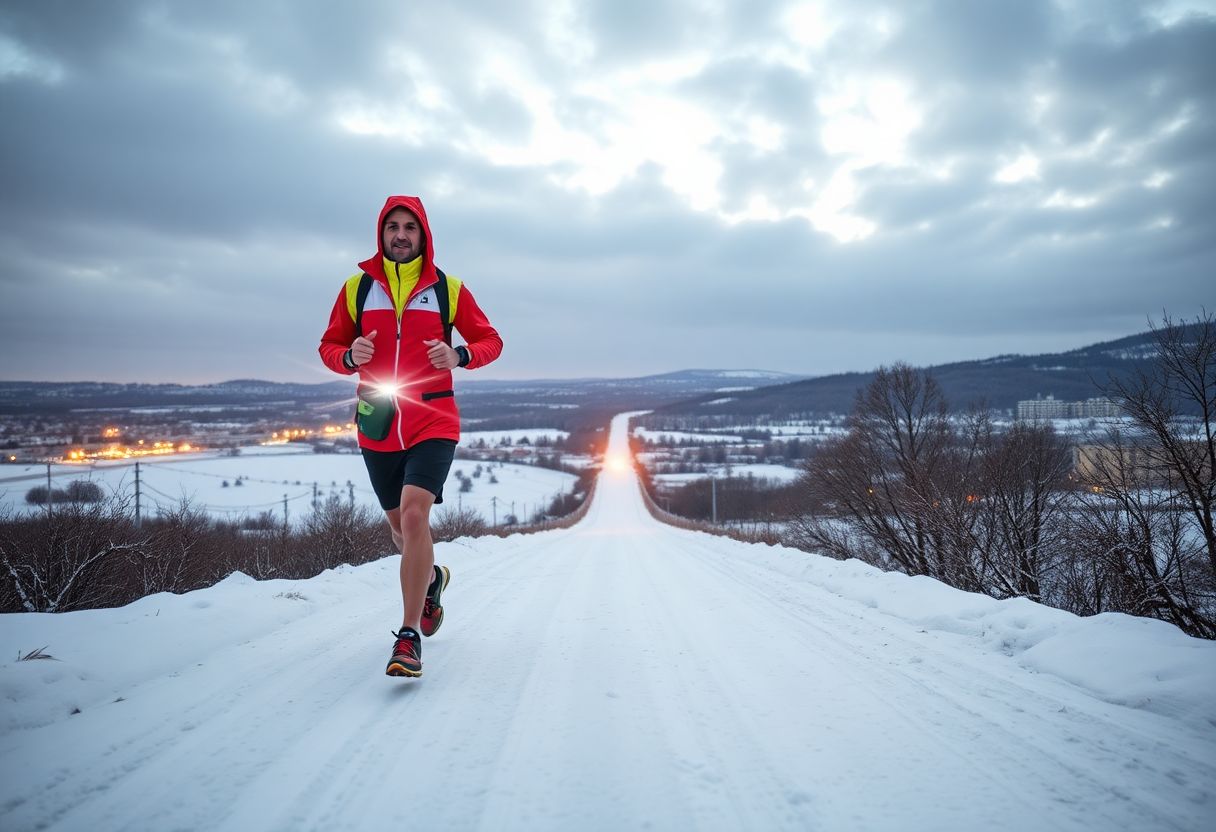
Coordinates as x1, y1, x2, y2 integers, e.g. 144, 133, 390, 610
660, 527, 1211, 830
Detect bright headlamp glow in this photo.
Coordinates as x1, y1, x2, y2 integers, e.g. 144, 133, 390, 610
605, 451, 631, 473
373, 382, 401, 397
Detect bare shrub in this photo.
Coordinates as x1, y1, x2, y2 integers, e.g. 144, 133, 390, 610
126, 498, 215, 596
431, 505, 489, 542
296, 495, 386, 574
0, 495, 145, 612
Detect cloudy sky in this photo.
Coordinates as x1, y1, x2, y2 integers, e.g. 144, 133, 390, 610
1, 0, 1212, 384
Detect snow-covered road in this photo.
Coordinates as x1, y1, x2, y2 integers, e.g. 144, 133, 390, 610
2, 413, 1214, 830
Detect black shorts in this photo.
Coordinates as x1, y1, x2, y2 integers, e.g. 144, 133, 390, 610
361, 439, 458, 511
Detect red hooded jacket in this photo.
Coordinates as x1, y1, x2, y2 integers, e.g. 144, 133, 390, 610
318, 196, 503, 451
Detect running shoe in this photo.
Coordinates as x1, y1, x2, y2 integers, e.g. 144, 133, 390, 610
421, 565, 451, 637
386, 626, 422, 677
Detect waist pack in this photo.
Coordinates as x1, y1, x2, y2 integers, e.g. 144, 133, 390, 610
356, 387, 395, 441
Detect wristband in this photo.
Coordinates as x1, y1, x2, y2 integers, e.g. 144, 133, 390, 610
456, 346, 471, 368
342, 349, 358, 371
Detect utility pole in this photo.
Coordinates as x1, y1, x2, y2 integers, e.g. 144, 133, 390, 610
711, 476, 717, 524
283, 494, 289, 531
491, 496, 497, 526
348, 481, 354, 507
312, 481, 318, 510
135, 460, 142, 528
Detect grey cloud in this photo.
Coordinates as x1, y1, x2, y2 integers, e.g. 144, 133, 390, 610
853, 167, 990, 231
580, 0, 716, 64
0, 0, 1212, 383
877, 0, 1056, 86
710, 138, 824, 212
677, 57, 818, 125
909, 89, 1034, 157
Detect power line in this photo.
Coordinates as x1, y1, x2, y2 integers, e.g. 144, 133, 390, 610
139, 480, 313, 512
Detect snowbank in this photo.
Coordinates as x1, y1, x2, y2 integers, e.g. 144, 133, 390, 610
708, 537, 1216, 731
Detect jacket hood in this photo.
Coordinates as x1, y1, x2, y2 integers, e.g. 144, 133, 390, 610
358, 195, 438, 289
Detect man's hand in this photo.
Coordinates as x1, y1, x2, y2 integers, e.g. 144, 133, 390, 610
424, 338, 459, 369
350, 330, 378, 365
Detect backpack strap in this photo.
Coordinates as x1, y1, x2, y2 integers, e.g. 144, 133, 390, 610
354, 273, 374, 338
435, 268, 452, 346
355, 268, 451, 345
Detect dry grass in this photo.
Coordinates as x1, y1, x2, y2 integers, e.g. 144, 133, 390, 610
17, 646, 57, 661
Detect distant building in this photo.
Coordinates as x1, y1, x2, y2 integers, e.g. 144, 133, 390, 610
1017, 394, 1122, 421
1017, 394, 1067, 420
1077, 397, 1124, 419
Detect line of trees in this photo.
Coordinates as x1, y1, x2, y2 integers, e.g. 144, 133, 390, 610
25, 480, 106, 505
787, 313, 1215, 638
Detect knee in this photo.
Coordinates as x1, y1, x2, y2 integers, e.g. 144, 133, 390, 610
399, 501, 429, 538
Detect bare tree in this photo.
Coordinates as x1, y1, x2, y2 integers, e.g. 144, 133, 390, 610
1105, 312, 1216, 575
1069, 422, 1215, 638
793, 363, 959, 579
975, 421, 1072, 602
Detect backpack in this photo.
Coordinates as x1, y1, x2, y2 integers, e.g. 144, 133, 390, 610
354, 268, 452, 345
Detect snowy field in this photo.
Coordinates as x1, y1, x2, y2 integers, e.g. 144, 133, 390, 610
0, 446, 577, 526
0, 412, 1212, 830
652, 463, 803, 485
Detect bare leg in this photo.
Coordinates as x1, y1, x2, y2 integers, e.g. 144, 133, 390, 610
383, 485, 436, 632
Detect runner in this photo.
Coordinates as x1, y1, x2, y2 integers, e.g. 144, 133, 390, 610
319, 195, 503, 677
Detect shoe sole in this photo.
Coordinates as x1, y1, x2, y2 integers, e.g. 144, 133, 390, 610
421, 566, 451, 638
386, 661, 422, 678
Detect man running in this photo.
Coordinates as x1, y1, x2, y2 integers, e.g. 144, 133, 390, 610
319, 195, 503, 677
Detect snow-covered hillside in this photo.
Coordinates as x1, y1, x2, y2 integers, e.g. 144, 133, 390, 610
0, 414, 1213, 831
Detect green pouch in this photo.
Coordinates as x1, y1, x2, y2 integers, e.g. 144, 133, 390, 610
356, 389, 395, 441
